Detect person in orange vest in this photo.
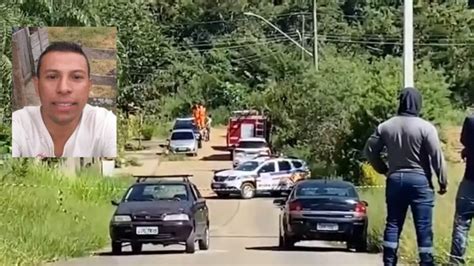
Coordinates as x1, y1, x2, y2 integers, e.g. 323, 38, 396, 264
191, 102, 199, 127
197, 102, 206, 130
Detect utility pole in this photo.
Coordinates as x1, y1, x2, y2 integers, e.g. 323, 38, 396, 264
312, 0, 318, 70
403, 0, 414, 88
301, 14, 305, 61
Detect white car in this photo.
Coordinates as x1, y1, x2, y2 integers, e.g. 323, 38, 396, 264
166, 129, 198, 156
211, 156, 310, 199
232, 137, 270, 167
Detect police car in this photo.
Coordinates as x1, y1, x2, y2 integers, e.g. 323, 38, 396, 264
211, 156, 310, 199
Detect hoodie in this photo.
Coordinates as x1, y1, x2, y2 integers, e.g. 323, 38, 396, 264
363, 87, 448, 188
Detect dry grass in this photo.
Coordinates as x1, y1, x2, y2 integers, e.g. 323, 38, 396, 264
47, 27, 116, 49
90, 59, 116, 76
90, 85, 116, 98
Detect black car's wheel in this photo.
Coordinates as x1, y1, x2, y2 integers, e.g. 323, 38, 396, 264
240, 183, 256, 199
131, 242, 142, 254
111, 241, 122, 255
347, 229, 368, 252
280, 233, 296, 249
198, 226, 210, 250
279, 227, 295, 249
185, 232, 196, 254
198, 140, 202, 149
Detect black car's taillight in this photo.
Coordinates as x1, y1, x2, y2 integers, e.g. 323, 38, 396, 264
289, 200, 302, 211
355, 202, 367, 214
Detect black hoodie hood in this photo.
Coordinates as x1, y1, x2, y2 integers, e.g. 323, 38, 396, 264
397, 87, 422, 117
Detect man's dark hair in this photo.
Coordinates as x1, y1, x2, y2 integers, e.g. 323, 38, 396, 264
36, 41, 91, 77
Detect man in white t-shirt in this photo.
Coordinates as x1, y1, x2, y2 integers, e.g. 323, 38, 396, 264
12, 41, 116, 158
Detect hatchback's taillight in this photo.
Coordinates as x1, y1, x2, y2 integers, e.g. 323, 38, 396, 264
289, 200, 302, 211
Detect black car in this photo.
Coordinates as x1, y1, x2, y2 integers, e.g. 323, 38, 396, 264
172, 118, 202, 148
109, 175, 209, 254
273, 179, 369, 252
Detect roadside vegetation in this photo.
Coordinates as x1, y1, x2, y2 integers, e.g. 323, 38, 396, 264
0, 1, 473, 265
0, 159, 131, 266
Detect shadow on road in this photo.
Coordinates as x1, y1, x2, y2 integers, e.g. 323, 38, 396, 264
96, 249, 185, 256
201, 154, 231, 161
245, 245, 349, 253
204, 195, 235, 200
211, 145, 229, 152
204, 194, 288, 200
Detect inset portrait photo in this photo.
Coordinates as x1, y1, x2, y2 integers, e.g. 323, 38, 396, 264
11, 27, 117, 158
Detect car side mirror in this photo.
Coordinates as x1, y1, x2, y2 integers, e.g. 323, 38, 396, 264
111, 200, 119, 206
361, 200, 369, 207
196, 198, 206, 204
273, 198, 286, 207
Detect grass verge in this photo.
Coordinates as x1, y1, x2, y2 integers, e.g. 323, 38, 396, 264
0, 159, 132, 266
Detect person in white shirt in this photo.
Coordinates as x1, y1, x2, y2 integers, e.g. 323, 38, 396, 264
204, 114, 212, 141
12, 41, 116, 158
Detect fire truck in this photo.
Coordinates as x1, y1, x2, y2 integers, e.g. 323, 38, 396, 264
226, 110, 272, 155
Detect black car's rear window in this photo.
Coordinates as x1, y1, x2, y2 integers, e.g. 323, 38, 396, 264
295, 183, 357, 198
125, 184, 189, 201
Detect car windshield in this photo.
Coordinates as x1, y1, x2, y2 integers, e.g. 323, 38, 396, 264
125, 184, 189, 201
295, 183, 357, 198
171, 132, 194, 140
238, 141, 267, 149
234, 161, 260, 171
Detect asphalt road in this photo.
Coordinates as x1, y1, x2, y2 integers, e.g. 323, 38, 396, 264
51, 127, 382, 266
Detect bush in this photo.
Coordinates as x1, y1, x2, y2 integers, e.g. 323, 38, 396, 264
140, 125, 154, 140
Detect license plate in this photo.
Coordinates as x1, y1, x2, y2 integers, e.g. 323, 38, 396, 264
136, 226, 159, 235
317, 223, 338, 231
177, 147, 186, 151
213, 183, 224, 188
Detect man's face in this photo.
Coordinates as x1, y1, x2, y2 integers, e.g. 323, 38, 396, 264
34, 51, 91, 125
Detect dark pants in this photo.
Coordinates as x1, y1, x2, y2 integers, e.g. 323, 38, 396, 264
383, 172, 435, 266
449, 178, 474, 265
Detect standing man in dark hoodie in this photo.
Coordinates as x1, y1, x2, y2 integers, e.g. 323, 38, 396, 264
448, 114, 474, 265
364, 87, 448, 266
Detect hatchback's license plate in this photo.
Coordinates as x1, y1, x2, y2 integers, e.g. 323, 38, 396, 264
317, 223, 338, 231
136, 226, 159, 235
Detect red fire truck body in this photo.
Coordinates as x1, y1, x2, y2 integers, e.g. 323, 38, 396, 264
226, 110, 270, 149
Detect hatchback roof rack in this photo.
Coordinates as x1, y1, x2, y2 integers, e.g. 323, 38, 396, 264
133, 174, 193, 183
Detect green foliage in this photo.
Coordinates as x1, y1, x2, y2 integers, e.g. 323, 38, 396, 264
140, 124, 155, 140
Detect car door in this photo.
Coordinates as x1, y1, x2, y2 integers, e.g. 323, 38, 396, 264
190, 184, 206, 234
271, 160, 294, 189
256, 161, 277, 190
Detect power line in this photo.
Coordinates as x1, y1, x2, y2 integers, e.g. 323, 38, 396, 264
319, 36, 474, 46
172, 32, 299, 49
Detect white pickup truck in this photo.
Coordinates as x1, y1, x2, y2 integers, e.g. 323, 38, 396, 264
211, 156, 310, 199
